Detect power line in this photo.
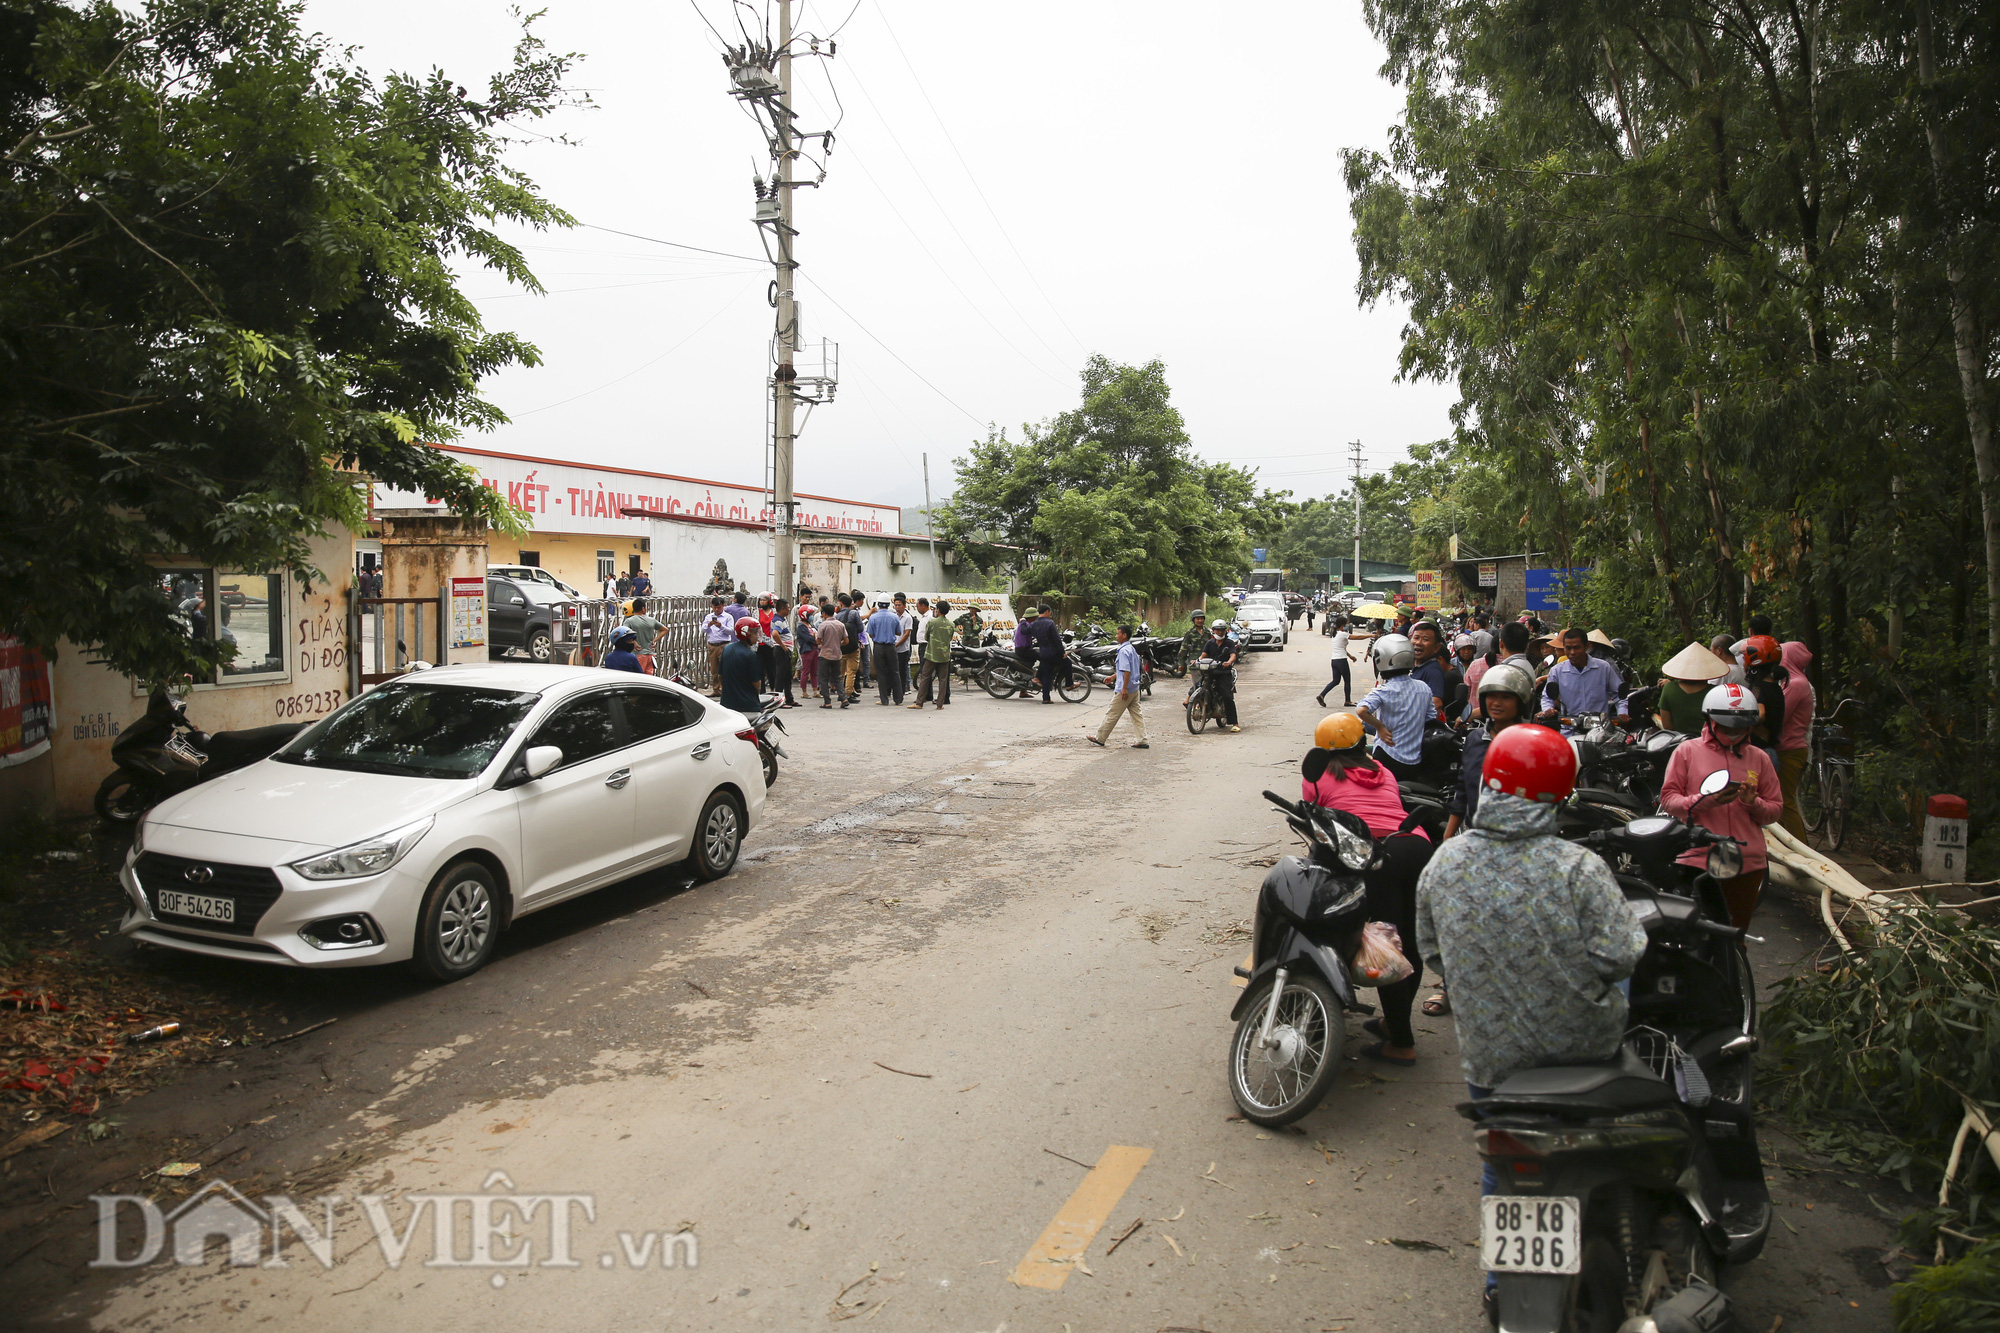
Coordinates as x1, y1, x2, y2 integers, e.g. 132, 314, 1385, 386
829, 54, 1076, 381
578, 222, 767, 264
870, 1, 1091, 361
805, 275, 987, 427
508, 280, 755, 416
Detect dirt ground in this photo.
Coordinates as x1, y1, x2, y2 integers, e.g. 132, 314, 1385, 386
1, 640, 1913, 1330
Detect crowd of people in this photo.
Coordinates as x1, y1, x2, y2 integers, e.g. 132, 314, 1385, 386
1300, 601, 1815, 1044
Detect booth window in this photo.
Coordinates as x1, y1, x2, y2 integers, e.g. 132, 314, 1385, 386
152, 566, 289, 688
597, 551, 615, 582
217, 572, 287, 680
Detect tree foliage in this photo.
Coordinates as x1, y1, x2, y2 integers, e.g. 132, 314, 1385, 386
1345, 0, 2000, 863
1, 0, 576, 680
938, 356, 1289, 607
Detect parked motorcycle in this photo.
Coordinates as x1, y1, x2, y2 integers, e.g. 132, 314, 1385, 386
1469, 766, 1765, 1332
1224, 756, 1383, 1125
748, 692, 788, 788
980, 651, 1092, 703
94, 689, 308, 823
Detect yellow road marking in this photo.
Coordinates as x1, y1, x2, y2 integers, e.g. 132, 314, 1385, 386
1010, 1145, 1154, 1290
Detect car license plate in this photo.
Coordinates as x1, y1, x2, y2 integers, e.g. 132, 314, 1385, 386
1481, 1196, 1581, 1274
157, 889, 235, 923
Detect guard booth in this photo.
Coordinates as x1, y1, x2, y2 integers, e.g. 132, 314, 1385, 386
351, 511, 489, 693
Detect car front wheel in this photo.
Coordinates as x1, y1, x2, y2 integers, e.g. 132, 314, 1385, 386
409, 861, 501, 981
686, 790, 744, 882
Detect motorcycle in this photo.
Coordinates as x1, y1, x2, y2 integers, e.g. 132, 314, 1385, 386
1225, 750, 1382, 1126
980, 650, 1092, 703
1469, 766, 1765, 1332
748, 692, 788, 788
1183, 658, 1232, 733
95, 688, 308, 823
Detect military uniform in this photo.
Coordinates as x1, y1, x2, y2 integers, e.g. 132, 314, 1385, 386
1179, 620, 1210, 671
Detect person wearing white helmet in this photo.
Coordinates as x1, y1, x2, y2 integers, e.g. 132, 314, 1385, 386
1658, 682, 1782, 928
1357, 633, 1440, 781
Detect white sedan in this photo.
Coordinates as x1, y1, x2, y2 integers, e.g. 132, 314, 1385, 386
119, 664, 765, 980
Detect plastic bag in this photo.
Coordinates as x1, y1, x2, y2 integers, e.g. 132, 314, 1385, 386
1351, 921, 1414, 988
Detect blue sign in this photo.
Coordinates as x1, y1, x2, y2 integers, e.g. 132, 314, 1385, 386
1252, 548, 1267, 563
1525, 567, 1592, 613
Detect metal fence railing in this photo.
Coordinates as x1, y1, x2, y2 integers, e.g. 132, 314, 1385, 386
560, 597, 717, 692
348, 593, 446, 693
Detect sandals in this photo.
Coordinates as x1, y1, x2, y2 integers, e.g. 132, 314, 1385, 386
1422, 992, 1452, 1017
1359, 1040, 1417, 1068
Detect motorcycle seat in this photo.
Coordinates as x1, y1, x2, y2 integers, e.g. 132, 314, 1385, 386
1398, 780, 1444, 801
1576, 786, 1645, 811
205, 724, 307, 768
1480, 1049, 1676, 1113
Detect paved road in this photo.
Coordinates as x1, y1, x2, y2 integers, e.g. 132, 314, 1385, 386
24, 638, 1898, 1329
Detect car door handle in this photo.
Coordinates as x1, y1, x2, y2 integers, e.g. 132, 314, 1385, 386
690, 742, 712, 761
605, 768, 631, 789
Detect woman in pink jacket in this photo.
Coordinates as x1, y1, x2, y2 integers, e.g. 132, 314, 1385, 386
1304, 714, 1432, 1066
1658, 683, 1783, 929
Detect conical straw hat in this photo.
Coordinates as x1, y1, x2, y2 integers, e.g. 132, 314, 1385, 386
1587, 629, 1616, 648
1660, 642, 1733, 681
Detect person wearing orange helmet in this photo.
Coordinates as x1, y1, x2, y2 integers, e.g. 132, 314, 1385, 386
1733, 634, 1788, 765
1304, 714, 1433, 1066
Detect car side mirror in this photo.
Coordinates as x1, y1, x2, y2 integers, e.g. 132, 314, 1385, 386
1301, 746, 1330, 785
1698, 767, 1732, 797
524, 745, 563, 779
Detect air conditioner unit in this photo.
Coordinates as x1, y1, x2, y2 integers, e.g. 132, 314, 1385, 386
940, 549, 958, 566
891, 546, 912, 566
639, 538, 650, 553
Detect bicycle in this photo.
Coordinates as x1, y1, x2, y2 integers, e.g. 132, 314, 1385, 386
1798, 697, 1859, 852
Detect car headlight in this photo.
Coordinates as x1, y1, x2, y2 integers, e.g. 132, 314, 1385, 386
289, 817, 434, 881
128, 821, 145, 859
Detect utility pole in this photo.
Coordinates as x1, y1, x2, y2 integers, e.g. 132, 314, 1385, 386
771, 0, 797, 601
1349, 440, 1365, 591
724, 1, 837, 602
922, 452, 937, 572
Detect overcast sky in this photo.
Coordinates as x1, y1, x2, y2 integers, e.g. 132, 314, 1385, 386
303, 0, 1458, 509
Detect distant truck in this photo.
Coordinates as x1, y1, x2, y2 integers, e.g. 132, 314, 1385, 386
1248, 568, 1284, 593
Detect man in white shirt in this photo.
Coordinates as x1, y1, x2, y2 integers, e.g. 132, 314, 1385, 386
893, 594, 916, 696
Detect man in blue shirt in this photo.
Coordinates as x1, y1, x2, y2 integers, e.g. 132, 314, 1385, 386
867, 599, 907, 704
1086, 625, 1149, 748
719, 619, 765, 713
1357, 633, 1439, 781
601, 625, 644, 673
1409, 620, 1453, 701
1539, 627, 1623, 729
724, 591, 751, 624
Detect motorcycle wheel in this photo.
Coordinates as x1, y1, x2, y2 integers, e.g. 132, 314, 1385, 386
1797, 757, 1826, 831
1823, 764, 1851, 851
1058, 670, 1092, 704
1228, 971, 1342, 1126
760, 744, 778, 789
94, 773, 151, 824
1186, 689, 1210, 734
980, 667, 1017, 700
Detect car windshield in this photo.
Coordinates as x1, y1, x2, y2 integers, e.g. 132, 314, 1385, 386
274, 684, 541, 778
512, 581, 573, 605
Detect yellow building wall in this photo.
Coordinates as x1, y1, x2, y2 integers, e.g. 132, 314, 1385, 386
49, 529, 355, 817
507, 533, 649, 593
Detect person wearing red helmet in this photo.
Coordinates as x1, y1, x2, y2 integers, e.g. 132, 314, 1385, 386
1734, 634, 1788, 763
1659, 682, 1783, 928
718, 617, 765, 714
1416, 723, 1648, 1235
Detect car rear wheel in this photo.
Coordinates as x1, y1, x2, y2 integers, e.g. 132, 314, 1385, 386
409, 861, 501, 982
686, 790, 744, 882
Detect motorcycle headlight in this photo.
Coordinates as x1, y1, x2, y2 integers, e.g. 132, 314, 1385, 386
290, 817, 434, 881
1333, 820, 1373, 871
